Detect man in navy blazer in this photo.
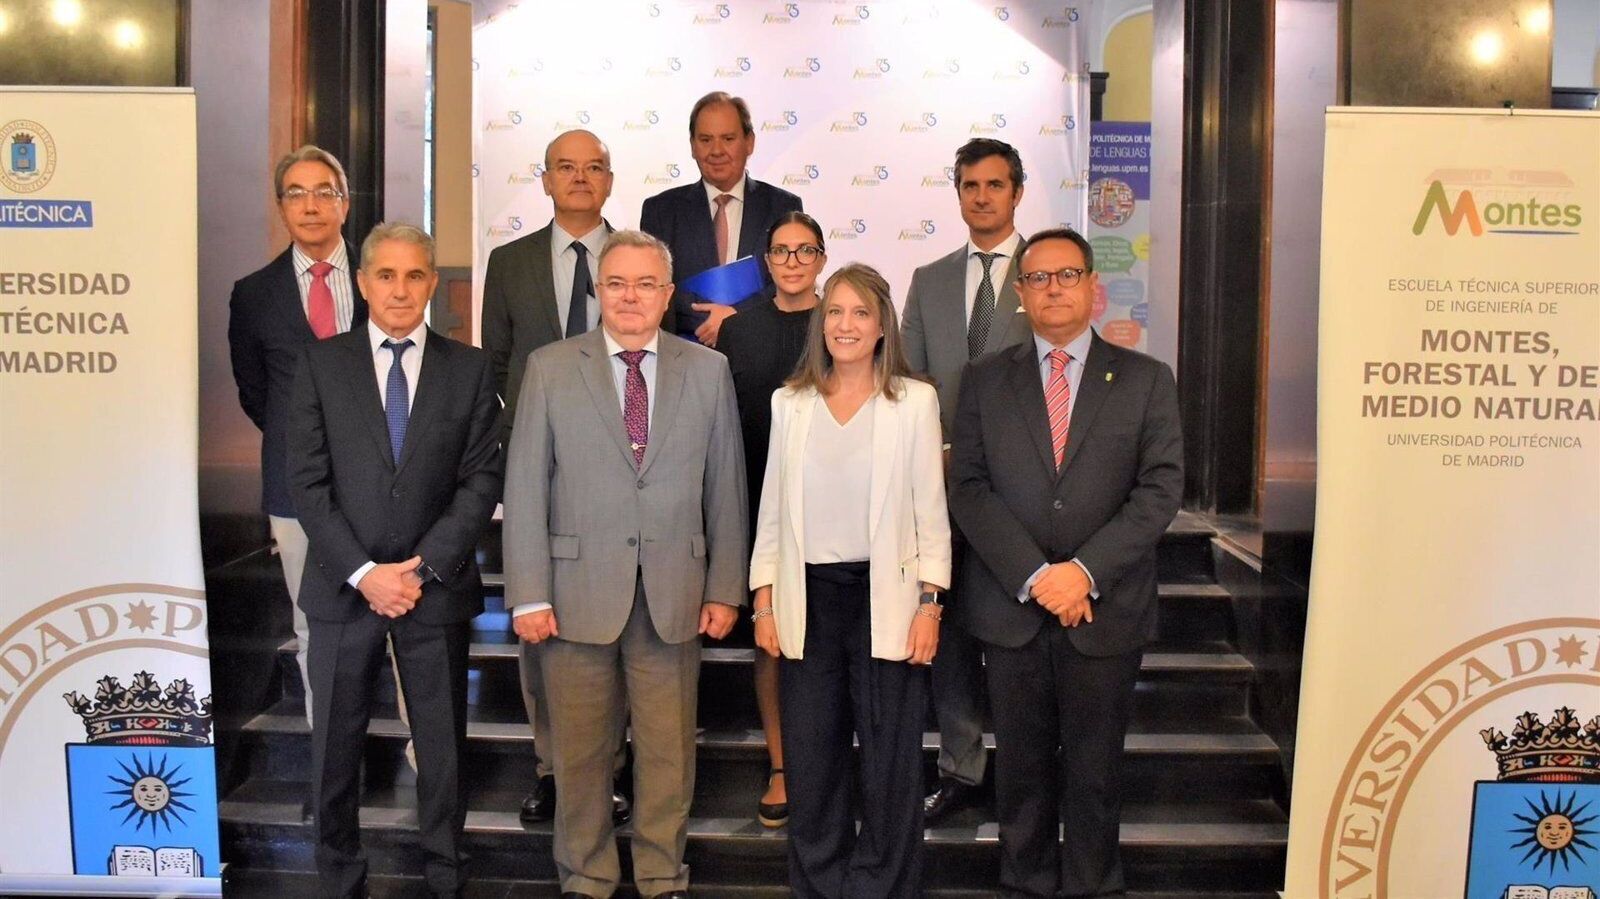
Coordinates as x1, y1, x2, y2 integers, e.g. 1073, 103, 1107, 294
949, 228, 1183, 897
228, 145, 366, 729
639, 91, 802, 347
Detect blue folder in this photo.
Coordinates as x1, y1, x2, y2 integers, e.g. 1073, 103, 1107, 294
681, 256, 764, 305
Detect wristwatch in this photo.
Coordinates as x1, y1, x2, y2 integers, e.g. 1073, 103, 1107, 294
919, 590, 941, 606
415, 561, 440, 583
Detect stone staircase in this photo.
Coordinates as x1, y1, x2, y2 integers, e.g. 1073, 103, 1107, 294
207, 511, 1288, 896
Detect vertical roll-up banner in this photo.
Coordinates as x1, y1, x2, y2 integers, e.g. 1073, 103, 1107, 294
1285, 108, 1600, 898
0, 88, 220, 896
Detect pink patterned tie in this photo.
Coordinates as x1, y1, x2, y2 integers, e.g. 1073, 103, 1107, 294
713, 193, 733, 264
619, 350, 649, 467
307, 260, 337, 339
1045, 350, 1071, 469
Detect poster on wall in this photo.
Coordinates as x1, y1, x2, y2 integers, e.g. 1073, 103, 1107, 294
471, 0, 1091, 330
1087, 120, 1150, 353
1284, 108, 1600, 898
0, 88, 220, 897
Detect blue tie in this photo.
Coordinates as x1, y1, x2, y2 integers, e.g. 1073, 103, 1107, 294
383, 339, 413, 463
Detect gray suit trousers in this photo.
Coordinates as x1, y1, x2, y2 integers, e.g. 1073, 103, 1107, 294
540, 579, 700, 897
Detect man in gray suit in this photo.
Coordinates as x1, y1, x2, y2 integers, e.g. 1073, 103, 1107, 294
901, 138, 1034, 823
480, 128, 628, 827
504, 230, 748, 899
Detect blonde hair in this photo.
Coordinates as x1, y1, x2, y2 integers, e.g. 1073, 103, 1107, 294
786, 263, 919, 401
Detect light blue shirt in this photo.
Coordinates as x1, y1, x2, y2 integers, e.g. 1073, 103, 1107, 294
601, 327, 658, 429
550, 220, 605, 334
1018, 326, 1099, 604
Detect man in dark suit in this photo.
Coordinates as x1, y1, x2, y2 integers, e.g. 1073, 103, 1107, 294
288, 222, 502, 899
949, 228, 1183, 897
902, 139, 1033, 823
228, 145, 367, 729
480, 128, 630, 827
639, 90, 802, 347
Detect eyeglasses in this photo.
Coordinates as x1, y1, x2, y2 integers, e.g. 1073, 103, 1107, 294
552, 162, 610, 179
765, 244, 822, 264
281, 187, 345, 205
1017, 267, 1087, 290
600, 278, 666, 298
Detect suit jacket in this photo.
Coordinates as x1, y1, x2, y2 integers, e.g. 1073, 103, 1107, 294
286, 327, 503, 625
503, 328, 749, 645
948, 331, 1183, 656
749, 381, 952, 661
480, 220, 613, 438
901, 243, 1032, 438
229, 242, 368, 517
638, 176, 803, 336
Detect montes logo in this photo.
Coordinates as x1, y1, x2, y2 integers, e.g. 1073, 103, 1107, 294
1412, 180, 1582, 237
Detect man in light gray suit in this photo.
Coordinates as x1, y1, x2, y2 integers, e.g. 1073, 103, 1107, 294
480, 128, 628, 827
504, 229, 748, 899
901, 138, 1034, 824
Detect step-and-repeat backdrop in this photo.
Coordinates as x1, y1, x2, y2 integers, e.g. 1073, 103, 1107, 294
0, 88, 219, 896
1286, 109, 1600, 897
472, 0, 1093, 331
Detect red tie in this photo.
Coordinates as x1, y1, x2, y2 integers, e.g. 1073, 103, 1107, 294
1045, 350, 1071, 469
307, 260, 337, 339
713, 194, 733, 264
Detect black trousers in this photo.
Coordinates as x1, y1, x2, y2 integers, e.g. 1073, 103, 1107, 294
308, 610, 471, 898
780, 562, 927, 899
985, 625, 1142, 898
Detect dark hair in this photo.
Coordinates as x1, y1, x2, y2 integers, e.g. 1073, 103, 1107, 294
765, 210, 826, 254
953, 138, 1024, 191
689, 91, 754, 137
1016, 227, 1095, 273
787, 263, 918, 401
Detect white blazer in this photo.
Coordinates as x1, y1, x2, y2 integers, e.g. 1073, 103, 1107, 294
748, 378, 952, 660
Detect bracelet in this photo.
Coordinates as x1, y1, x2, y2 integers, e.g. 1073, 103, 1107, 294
916, 605, 942, 621
751, 607, 774, 622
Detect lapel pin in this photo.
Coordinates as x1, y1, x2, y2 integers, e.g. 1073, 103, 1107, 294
1105, 372, 1114, 382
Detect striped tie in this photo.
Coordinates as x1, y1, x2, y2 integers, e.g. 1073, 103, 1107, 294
1045, 349, 1071, 469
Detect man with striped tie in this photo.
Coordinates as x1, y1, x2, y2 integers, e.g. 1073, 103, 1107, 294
287, 222, 502, 899
947, 228, 1183, 897
228, 146, 366, 734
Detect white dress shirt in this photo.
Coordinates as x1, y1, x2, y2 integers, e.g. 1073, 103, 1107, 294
801, 397, 873, 564
291, 241, 356, 332
961, 229, 1023, 324
703, 175, 748, 266
347, 320, 429, 588
550, 220, 605, 334
1017, 325, 1099, 603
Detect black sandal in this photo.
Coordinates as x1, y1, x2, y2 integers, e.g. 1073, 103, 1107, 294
757, 768, 788, 828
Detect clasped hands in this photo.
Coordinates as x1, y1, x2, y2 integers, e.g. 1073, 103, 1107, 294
1031, 561, 1094, 628
357, 555, 425, 618
512, 600, 741, 645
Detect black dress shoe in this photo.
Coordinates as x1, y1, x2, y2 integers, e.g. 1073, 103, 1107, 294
923, 776, 975, 824
756, 768, 787, 828
520, 774, 556, 823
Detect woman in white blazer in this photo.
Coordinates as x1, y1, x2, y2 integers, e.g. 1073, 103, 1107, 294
748, 263, 952, 898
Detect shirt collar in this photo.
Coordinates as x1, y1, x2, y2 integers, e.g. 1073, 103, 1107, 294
703, 174, 747, 206
551, 219, 608, 257
965, 230, 1022, 263
602, 327, 659, 358
1033, 326, 1093, 364
368, 319, 428, 355
292, 240, 349, 277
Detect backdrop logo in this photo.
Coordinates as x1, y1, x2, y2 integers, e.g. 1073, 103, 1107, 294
900, 112, 938, 133
829, 112, 868, 133
624, 110, 661, 131
1411, 179, 1582, 237
922, 166, 956, 188
834, 4, 869, 24
506, 162, 540, 185
694, 4, 732, 24
644, 163, 683, 185
851, 165, 890, 187
782, 164, 820, 186
761, 110, 799, 132
0, 120, 93, 229
508, 59, 544, 77
714, 56, 752, 78
899, 219, 938, 240
553, 111, 590, 131
970, 113, 1007, 134
854, 58, 890, 79
995, 60, 1031, 80
994, 6, 1010, 20
784, 57, 821, 78
1040, 114, 1077, 135
924, 58, 960, 79
829, 219, 867, 240
1043, 6, 1082, 27
764, 3, 800, 23
484, 110, 521, 131
646, 57, 683, 76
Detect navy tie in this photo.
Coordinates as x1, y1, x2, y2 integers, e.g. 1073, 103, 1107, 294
383, 339, 413, 463
567, 241, 592, 338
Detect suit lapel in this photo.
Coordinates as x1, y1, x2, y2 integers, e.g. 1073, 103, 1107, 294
685, 182, 720, 272
931, 248, 968, 362
783, 389, 816, 551
529, 226, 562, 340
638, 335, 684, 477
867, 391, 898, 542
1059, 333, 1117, 476
347, 331, 396, 468
1004, 342, 1057, 479
269, 250, 315, 340
577, 330, 636, 469
344, 241, 368, 328
395, 330, 446, 477
986, 254, 1024, 354
737, 176, 768, 259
